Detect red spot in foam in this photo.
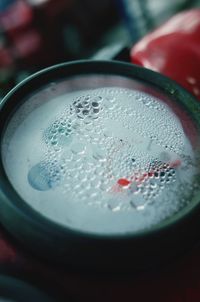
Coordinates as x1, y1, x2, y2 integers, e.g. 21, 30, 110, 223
117, 178, 131, 187
169, 159, 181, 168
114, 159, 181, 193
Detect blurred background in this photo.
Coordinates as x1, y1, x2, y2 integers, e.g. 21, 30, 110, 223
0, 1, 200, 301
0, 0, 200, 98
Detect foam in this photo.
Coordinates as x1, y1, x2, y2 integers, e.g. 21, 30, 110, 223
2, 86, 199, 234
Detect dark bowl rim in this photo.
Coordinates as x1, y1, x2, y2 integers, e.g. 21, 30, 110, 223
0, 274, 53, 301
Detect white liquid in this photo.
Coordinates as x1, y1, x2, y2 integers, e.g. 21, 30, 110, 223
2, 86, 198, 234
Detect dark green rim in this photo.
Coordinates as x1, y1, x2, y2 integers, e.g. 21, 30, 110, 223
0, 274, 53, 301
0, 60, 200, 270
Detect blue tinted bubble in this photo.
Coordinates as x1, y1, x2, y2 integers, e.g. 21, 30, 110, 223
44, 123, 73, 147
28, 162, 60, 191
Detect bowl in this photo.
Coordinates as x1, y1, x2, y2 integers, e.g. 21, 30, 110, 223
0, 60, 200, 271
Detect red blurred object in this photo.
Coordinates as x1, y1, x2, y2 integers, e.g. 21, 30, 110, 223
11, 29, 42, 58
0, 0, 33, 33
0, 47, 13, 67
131, 9, 200, 100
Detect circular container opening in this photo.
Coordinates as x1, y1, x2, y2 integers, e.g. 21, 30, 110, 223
1, 60, 200, 270
1, 61, 200, 237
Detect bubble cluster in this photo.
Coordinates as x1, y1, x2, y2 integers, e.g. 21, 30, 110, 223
71, 95, 102, 120
27, 87, 196, 212
2, 85, 199, 234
